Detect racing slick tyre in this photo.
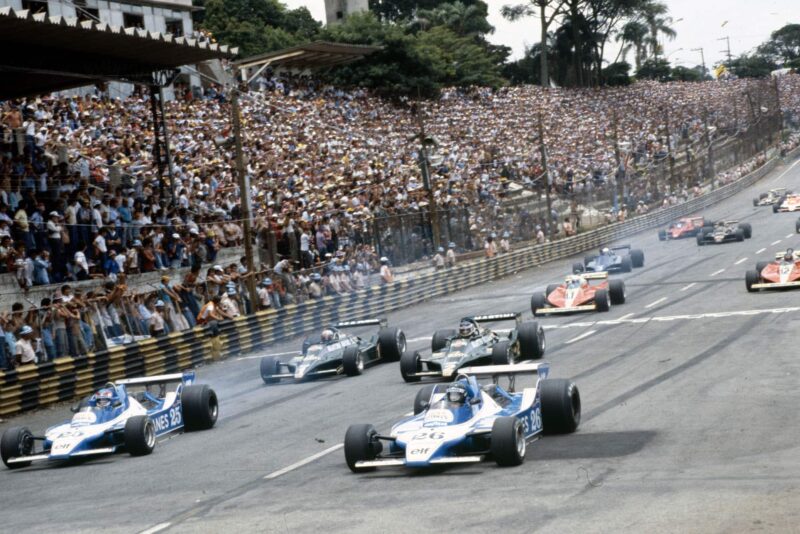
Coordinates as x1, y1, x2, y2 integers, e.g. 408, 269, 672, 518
696, 234, 705, 246
181, 384, 219, 431
540, 379, 581, 434
702, 221, 714, 229
755, 261, 770, 274
620, 255, 633, 273
491, 340, 513, 365
414, 384, 438, 415
735, 229, 745, 242
377, 327, 406, 361
400, 350, 422, 383
517, 321, 545, 360
1, 426, 34, 469
572, 262, 585, 274
608, 279, 626, 305
260, 356, 281, 385
658, 229, 667, 241
431, 329, 456, 353
545, 284, 560, 296
773, 204, 780, 213
630, 249, 645, 268
738, 223, 752, 239
796, 219, 800, 233
745, 270, 760, 293
343, 346, 364, 376
594, 288, 611, 312
491, 416, 526, 467
530, 292, 547, 317
752, 198, 758, 206
344, 424, 382, 473
124, 416, 156, 456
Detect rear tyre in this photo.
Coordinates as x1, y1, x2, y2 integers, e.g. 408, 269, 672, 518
608, 280, 626, 305
491, 340, 512, 365
752, 198, 758, 206
378, 327, 405, 362
124, 415, 156, 456
260, 356, 281, 385
595, 289, 610, 312
630, 249, 645, 268
735, 229, 745, 242
658, 229, 667, 241
796, 219, 800, 233
181, 384, 219, 431
773, 204, 779, 213
517, 321, 545, 360
620, 255, 633, 273
572, 262, 585, 274
400, 350, 422, 383
540, 379, 581, 434
342, 346, 364, 376
414, 384, 437, 415
530, 292, 547, 317
1, 427, 34, 469
491, 416, 525, 467
344, 424, 381, 473
696, 234, 705, 246
738, 223, 752, 239
745, 270, 760, 293
431, 329, 456, 353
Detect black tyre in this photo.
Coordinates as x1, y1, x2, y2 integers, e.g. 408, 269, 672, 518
414, 384, 437, 415
1, 427, 34, 469
702, 220, 714, 229
620, 255, 633, 273
608, 279, 626, 305
400, 350, 422, 383
181, 384, 219, 431
124, 415, 156, 456
545, 284, 560, 296
735, 229, 744, 242
377, 327, 405, 362
595, 288, 610, 312
752, 198, 758, 206
517, 321, 545, 360
260, 356, 281, 385
658, 229, 667, 241
572, 262, 585, 274
343, 346, 364, 376
773, 204, 779, 213
491, 340, 512, 365
530, 292, 547, 316
745, 270, 760, 293
540, 378, 581, 434
738, 223, 752, 239
696, 234, 705, 246
344, 424, 382, 473
491, 416, 525, 467
431, 329, 456, 353
755, 261, 770, 274
795, 219, 800, 233
630, 249, 645, 268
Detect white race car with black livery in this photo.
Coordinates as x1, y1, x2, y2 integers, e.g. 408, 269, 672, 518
0, 372, 217, 469
344, 362, 580, 472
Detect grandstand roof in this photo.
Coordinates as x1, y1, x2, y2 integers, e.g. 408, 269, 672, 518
0, 6, 238, 99
235, 41, 380, 71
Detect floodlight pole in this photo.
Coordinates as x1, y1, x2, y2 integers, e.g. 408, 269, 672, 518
415, 100, 441, 251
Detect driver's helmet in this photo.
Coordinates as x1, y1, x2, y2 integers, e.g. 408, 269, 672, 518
565, 274, 582, 289
95, 388, 114, 409
458, 318, 477, 338
446, 383, 468, 405
320, 329, 335, 343
785, 250, 794, 262
601, 247, 611, 255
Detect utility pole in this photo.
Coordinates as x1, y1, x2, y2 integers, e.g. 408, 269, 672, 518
662, 107, 676, 193
537, 112, 553, 239
702, 106, 715, 189
718, 36, 732, 64
414, 100, 440, 251
691, 47, 706, 78
230, 74, 258, 314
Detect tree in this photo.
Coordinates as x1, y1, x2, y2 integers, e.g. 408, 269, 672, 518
616, 20, 649, 69
413, 26, 505, 87
501, 0, 566, 87
636, 58, 671, 80
726, 53, 778, 79
603, 61, 632, 85
638, 1, 675, 60
369, 0, 483, 22
671, 65, 702, 82
758, 23, 800, 67
412, 1, 494, 37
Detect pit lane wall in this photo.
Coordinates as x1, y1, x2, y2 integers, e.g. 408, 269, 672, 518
0, 147, 796, 417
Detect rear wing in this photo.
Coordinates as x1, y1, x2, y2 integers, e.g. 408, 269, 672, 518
335, 318, 387, 328
117, 371, 195, 386
471, 313, 521, 325
459, 363, 550, 387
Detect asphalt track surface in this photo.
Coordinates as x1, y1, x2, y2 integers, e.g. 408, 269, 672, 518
4, 158, 800, 534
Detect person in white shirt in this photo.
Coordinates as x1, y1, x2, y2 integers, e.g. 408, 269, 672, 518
379, 257, 394, 284
446, 242, 456, 268
15, 325, 37, 366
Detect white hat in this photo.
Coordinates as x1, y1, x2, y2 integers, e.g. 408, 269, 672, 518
213, 264, 223, 271
172, 233, 180, 239
155, 300, 165, 307
380, 257, 389, 263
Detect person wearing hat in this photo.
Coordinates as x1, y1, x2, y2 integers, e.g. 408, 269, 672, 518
307, 273, 323, 299
446, 242, 457, 268
14, 325, 37, 366
499, 231, 511, 254
432, 246, 445, 270
149, 300, 168, 338
220, 284, 241, 318
379, 257, 394, 285
46, 210, 65, 281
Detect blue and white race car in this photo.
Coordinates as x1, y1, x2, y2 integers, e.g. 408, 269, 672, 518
344, 363, 580, 471
573, 245, 644, 274
0, 372, 217, 469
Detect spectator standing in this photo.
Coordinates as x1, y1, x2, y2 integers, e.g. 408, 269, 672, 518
14, 325, 37, 366
379, 257, 394, 284
446, 242, 456, 268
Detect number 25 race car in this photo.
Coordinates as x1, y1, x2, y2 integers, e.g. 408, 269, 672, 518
0, 372, 218, 469
344, 363, 580, 471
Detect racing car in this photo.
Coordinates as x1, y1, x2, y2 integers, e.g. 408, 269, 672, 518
260, 319, 405, 384
530, 272, 625, 316
753, 188, 790, 207
400, 314, 544, 383
696, 220, 752, 245
773, 193, 800, 213
573, 245, 644, 274
745, 249, 800, 292
0, 372, 217, 469
657, 216, 709, 241
344, 362, 580, 471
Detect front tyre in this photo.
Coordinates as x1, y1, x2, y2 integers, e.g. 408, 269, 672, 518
414, 384, 437, 415
630, 249, 645, 268
530, 292, 547, 317
181, 384, 219, 431
745, 270, 760, 293
595, 288, 610, 312
260, 356, 281, 385
1, 426, 34, 469
400, 350, 422, 382
491, 416, 526, 467
540, 379, 581, 434
124, 416, 156, 456
608, 279, 626, 305
344, 424, 382, 473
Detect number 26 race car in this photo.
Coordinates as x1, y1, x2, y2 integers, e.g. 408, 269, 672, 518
0, 372, 218, 469
344, 363, 580, 471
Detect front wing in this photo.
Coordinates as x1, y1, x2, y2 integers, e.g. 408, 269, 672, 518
751, 280, 800, 290
534, 304, 597, 315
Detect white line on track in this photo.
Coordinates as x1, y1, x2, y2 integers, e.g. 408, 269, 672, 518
407, 336, 432, 343
788, 234, 795, 239
734, 258, 748, 265
139, 523, 171, 534
770, 157, 800, 183
565, 330, 596, 344
617, 313, 636, 321
680, 283, 696, 292
236, 351, 299, 361
756, 248, 766, 254
710, 269, 726, 276
645, 297, 667, 309
771, 240, 782, 246
264, 444, 344, 480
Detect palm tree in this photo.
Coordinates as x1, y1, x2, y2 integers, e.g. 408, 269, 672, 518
639, 1, 676, 60
502, 0, 566, 87
413, 2, 493, 37
616, 20, 649, 70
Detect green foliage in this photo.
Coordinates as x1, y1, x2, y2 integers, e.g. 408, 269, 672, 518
412, 1, 493, 37
603, 61, 632, 86
758, 23, 800, 66
670, 65, 702, 82
369, 0, 483, 23
726, 54, 778, 79
636, 58, 671, 80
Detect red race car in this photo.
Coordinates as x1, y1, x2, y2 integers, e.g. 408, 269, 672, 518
658, 216, 708, 241
531, 272, 626, 316
745, 249, 800, 292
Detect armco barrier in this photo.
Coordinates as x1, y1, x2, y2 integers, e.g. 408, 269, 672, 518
0, 152, 790, 417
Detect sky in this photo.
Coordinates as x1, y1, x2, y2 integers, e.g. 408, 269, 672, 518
282, 0, 798, 68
